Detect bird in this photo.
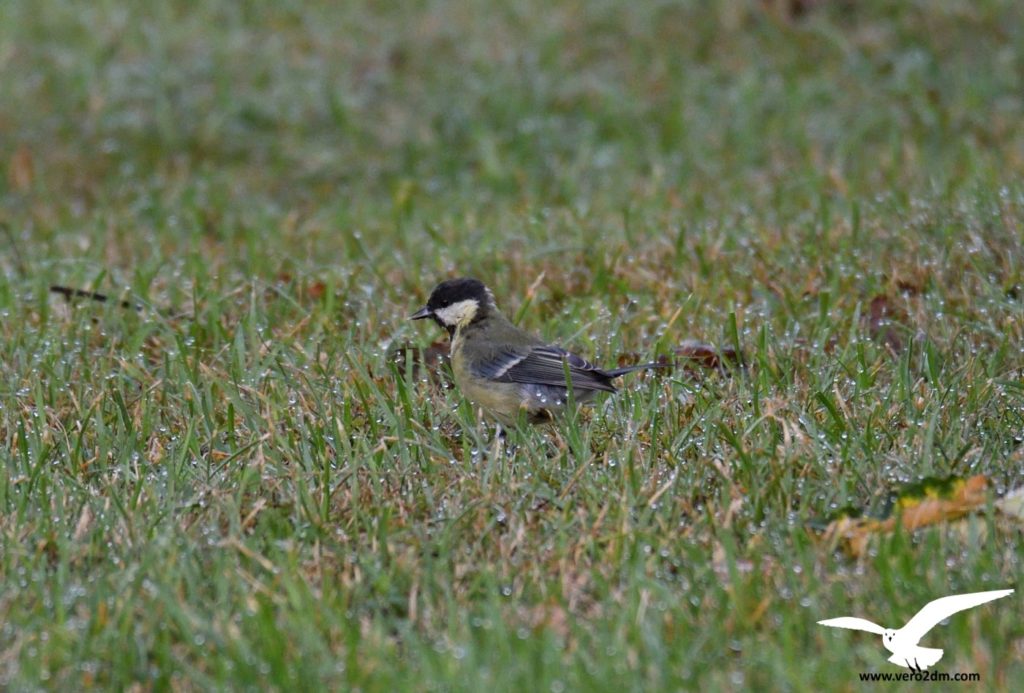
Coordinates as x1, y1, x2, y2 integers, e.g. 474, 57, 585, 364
410, 277, 662, 426
817, 589, 1013, 671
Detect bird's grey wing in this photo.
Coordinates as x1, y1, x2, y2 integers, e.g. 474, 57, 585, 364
468, 344, 532, 379
480, 345, 617, 393
900, 590, 1013, 642
817, 617, 886, 634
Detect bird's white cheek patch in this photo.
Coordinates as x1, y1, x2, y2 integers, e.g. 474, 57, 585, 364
434, 299, 479, 326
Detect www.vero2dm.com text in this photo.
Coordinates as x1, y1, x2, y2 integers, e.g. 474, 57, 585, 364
858, 671, 981, 683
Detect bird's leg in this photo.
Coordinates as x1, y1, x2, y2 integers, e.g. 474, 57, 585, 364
547, 428, 567, 459
481, 408, 525, 457
489, 423, 505, 458
489, 422, 520, 458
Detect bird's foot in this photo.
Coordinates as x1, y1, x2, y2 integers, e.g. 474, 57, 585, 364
546, 430, 568, 459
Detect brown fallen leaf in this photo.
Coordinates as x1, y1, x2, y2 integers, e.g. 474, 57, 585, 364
863, 294, 906, 354
307, 280, 327, 300
759, 0, 829, 20
894, 475, 989, 530
676, 341, 723, 370
895, 277, 924, 296
817, 475, 990, 558
388, 341, 451, 385
671, 340, 744, 374
8, 144, 34, 191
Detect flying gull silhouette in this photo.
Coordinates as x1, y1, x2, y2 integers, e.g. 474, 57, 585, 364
818, 589, 1013, 671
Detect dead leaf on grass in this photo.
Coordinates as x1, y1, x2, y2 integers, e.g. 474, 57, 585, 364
617, 341, 744, 379
653, 339, 745, 377
863, 294, 906, 354
8, 144, 33, 191
388, 341, 451, 385
760, 0, 829, 19
815, 475, 991, 557
678, 340, 743, 370
307, 280, 327, 300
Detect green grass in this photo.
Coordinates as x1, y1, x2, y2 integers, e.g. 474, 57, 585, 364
2, 0, 1024, 689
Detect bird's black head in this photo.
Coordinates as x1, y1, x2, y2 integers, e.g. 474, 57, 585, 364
410, 277, 495, 336
424, 277, 491, 313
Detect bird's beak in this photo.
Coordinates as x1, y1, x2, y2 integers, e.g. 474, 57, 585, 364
409, 306, 432, 320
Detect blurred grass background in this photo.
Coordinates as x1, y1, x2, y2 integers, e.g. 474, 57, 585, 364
2, 0, 1023, 689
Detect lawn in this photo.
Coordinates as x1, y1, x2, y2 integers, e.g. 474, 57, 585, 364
2, 0, 1023, 690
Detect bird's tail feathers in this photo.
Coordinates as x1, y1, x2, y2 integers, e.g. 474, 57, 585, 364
603, 362, 666, 378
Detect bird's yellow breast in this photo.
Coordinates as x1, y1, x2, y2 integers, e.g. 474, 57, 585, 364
451, 332, 526, 425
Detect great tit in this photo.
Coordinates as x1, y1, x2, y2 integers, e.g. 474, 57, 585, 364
410, 277, 661, 425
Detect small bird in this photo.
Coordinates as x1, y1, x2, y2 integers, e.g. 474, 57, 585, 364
410, 277, 661, 426
817, 588, 1014, 671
